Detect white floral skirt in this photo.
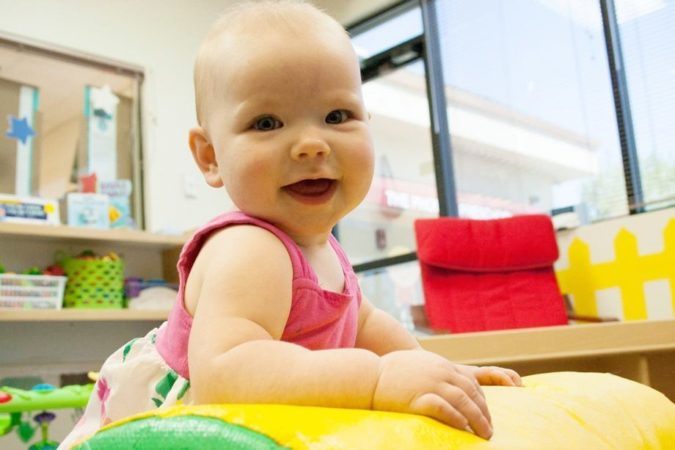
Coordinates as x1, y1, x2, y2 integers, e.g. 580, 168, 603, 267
59, 324, 192, 449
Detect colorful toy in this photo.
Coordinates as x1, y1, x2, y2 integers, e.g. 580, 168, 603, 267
0, 383, 93, 448
73, 372, 675, 449
30, 411, 57, 450
22, 267, 43, 276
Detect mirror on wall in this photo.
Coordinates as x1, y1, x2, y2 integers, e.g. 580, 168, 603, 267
0, 33, 144, 228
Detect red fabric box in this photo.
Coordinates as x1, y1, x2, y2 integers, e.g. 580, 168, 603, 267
414, 215, 568, 333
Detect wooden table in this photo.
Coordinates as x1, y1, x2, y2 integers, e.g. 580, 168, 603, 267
419, 319, 675, 401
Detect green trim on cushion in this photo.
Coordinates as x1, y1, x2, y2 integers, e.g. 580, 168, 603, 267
74, 415, 286, 449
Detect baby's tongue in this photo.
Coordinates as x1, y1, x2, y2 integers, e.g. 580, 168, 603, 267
285, 179, 333, 195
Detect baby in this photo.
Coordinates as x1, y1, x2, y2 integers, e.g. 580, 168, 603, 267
61, 1, 520, 447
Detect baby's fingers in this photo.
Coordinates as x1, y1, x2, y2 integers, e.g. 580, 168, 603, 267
475, 366, 522, 387
442, 383, 493, 439
446, 370, 491, 423
412, 392, 492, 439
502, 368, 522, 386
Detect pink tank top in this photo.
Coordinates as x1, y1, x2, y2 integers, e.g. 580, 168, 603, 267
156, 211, 361, 379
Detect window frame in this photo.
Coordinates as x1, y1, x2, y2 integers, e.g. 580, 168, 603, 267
599, 0, 645, 214
347, 0, 457, 272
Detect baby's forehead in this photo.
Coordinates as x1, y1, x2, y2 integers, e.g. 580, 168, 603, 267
204, 13, 356, 80
195, 2, 355, 123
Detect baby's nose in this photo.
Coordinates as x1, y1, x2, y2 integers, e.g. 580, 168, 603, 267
290, 137, 331, 160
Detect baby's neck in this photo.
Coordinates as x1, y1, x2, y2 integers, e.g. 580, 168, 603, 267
289, 232, 333, 251
296, 236, 345, 293
276, 222, 335, 250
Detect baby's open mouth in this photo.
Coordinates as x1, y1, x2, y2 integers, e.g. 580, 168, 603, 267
284, 179, 334, 195
283, 178, 337, 203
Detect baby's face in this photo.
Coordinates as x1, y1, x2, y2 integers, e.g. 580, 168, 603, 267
203, 24, 374, 243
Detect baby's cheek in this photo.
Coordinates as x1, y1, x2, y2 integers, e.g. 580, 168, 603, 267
224, 159, 265, 198
243, 152, 270, 173
347, 142, 375, 201
347, 134, 374, 166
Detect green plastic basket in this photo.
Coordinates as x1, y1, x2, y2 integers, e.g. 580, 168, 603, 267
62, 257, 125, 309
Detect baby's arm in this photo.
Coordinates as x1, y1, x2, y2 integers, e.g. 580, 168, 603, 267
356, 297, 522, 387
186, 226, 493, 438
187, 225, 378, 409
355, 296, 420, 354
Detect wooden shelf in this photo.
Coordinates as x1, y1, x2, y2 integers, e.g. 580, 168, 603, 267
419, 319, 675, 365
0, 308, 169, 321
0, 222, 186, 249
419, 319, 675, 401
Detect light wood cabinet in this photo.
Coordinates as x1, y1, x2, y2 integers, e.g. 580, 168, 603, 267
420, 319, 675, 401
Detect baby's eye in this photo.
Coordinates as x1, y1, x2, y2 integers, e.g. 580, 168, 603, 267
253, 116, 283, 131
325, 110, 350, 125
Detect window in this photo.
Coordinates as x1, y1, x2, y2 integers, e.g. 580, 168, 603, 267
351, 6, 424, 59
340, 4, 433, 315
358, 260, 422, 329
436, 0, 627, 222
0, 34, 144, 227
614, 0, 675, 211
341, 61, 438, 265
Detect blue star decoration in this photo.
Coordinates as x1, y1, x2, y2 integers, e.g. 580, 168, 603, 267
6, 115, 35, 144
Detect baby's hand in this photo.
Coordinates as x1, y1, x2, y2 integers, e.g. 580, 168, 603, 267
372, 350, 493, 439
455, 364, 522, 387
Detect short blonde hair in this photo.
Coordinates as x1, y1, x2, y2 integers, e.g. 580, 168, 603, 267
193, 0, 349, 125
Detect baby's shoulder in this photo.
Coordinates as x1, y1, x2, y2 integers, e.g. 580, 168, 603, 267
184, 224, 294, 316
199, 223, 291, 267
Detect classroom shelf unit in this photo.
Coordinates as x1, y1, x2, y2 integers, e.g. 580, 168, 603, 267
0, 309, 170, 322
0, 222, 186, 283
0, 222, 185, 248
0, 222, 185, 380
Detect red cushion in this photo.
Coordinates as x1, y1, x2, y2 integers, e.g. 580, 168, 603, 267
415, 215, 559, 271
414, 215, 567, 333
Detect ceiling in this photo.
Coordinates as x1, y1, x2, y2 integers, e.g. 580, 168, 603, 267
309, 0, 402, 27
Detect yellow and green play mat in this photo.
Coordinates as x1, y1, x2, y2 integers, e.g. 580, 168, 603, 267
74, 372, 675, 449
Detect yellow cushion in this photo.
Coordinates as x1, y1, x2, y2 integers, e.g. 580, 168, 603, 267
78, 372, 675, 449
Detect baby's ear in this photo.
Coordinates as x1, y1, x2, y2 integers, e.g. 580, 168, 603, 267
189, 127, 224, 188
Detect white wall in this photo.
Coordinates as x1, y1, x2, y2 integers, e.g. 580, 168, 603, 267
0, 0, 235, 233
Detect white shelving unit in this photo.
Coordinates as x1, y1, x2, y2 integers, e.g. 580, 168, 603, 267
0, 221, 185, 248
0, 222, 186, 381
0, 309, 169, 322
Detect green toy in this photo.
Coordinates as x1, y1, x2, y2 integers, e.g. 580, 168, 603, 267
29, 411, 58, 450
0, 384, 93, 448
22, 267, 43, 276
